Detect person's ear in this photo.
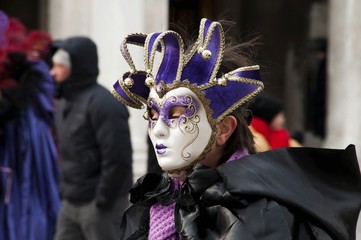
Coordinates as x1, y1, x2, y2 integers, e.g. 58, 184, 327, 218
216, 115, 237, 146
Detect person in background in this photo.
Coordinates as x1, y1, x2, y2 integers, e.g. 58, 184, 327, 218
0, 11, 61, 240
50, 36, 133, 240
249, 95, 302, 152
112, 18, 361, 239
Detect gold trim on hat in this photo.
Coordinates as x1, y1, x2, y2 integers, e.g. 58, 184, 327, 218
120, 33, 147, 72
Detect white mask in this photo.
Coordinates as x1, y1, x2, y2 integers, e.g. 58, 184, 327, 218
147, 87, 213, 171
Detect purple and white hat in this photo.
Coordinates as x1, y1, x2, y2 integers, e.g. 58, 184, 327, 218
112, 18, 263, 125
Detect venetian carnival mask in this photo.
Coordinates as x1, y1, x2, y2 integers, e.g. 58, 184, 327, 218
112, 18, 263, 172
147, 87, 212, 171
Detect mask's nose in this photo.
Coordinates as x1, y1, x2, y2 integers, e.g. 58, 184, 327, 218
152, 118, 169, 138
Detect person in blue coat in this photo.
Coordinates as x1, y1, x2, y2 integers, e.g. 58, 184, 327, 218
0, 11, 61, 240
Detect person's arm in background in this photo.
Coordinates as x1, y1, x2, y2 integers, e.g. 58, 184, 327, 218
90, 91, 133, 210
23, 60, 55, 125
249, 126, 271, 152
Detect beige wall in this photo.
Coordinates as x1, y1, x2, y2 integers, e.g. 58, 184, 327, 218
325, 0, 361, 159
327, 1, 361, 236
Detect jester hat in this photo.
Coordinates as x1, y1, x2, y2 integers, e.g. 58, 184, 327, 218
112, 18, 263, 126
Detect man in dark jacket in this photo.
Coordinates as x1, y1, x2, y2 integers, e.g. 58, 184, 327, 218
50, 36, 133, 240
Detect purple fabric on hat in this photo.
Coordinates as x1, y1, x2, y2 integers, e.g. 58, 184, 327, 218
129, 35, 147, 44
113, 81, 134, 104
204, 80, 259, 119
147, 33, 162, 62
123, 72, 149, 101
113, 72, 149, 106
156, 33, 181, 84
181, 19, 221, 86
233, 69, 261, 80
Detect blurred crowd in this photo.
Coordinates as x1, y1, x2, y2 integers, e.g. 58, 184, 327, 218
0, 10, 133, 240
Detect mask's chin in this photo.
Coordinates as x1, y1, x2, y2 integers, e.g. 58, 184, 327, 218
153, 134, 212, 173
160, 140, 214, 177
156, 127, 216, 177
159, 157, 199, 174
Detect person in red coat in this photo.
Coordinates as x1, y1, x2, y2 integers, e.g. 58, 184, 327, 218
249, 95, 301, 151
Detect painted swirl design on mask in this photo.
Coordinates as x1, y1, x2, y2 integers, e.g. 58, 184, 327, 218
147, 98, 157, 129
147, 95, 198, 128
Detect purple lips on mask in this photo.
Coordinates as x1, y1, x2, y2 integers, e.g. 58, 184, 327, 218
156, 143, 167, 155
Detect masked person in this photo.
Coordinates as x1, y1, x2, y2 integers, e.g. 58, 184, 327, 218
112, 18, 361, 239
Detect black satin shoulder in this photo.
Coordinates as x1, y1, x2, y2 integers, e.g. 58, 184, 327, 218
216, 145, 361, 240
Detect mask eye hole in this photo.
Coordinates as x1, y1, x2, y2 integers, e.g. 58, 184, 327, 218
169, 106, 186, 119
148, 108, 159, 121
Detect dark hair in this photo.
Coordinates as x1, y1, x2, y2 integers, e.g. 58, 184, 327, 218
218, 107, 255, 164
217, 20, 259, 162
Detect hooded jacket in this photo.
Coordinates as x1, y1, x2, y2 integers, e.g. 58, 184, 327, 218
120, 145, 361, 239
54, 37, 133, 209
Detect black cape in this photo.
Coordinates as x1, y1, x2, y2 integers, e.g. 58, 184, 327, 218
120, 145, 361, 239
